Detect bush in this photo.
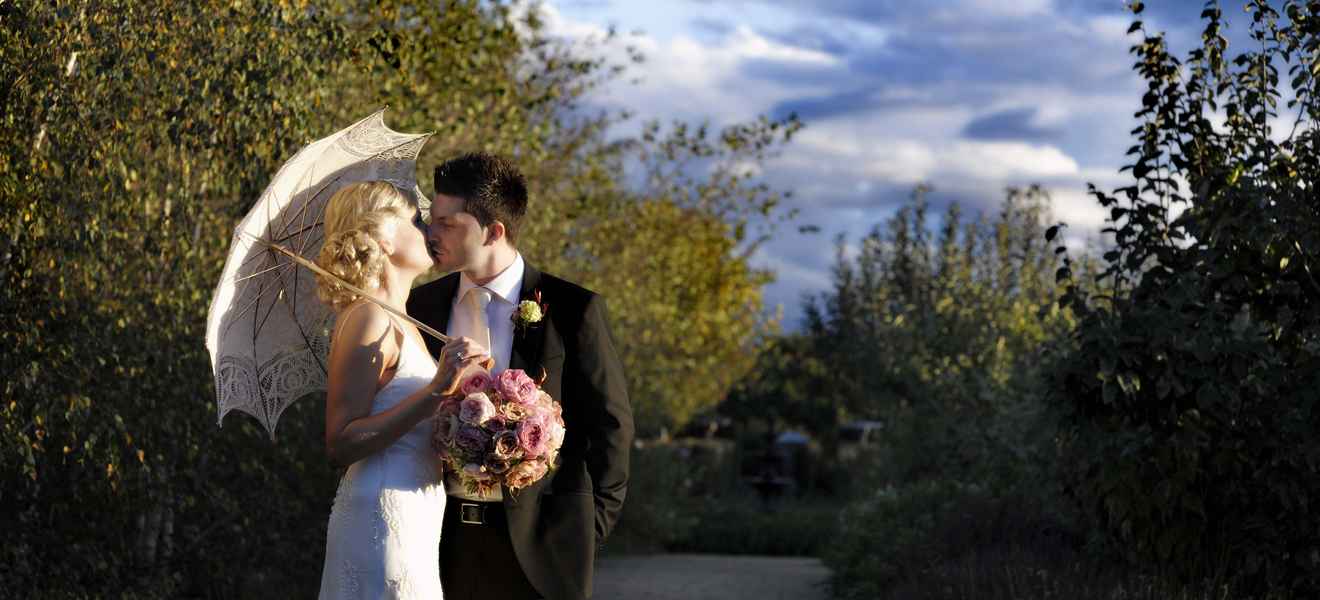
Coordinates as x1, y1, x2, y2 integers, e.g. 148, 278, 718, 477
669, 495, 840, 556
1047, 3, 1320, 596
608, 439, 839, 557
826, 481, 1007, 597
605, 442, 712, 553
824, 479, 1188, 600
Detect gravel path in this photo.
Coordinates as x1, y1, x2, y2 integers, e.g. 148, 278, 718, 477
593, 554, 832, 600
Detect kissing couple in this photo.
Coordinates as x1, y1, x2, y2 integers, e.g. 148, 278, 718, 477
313, 152, 633, 600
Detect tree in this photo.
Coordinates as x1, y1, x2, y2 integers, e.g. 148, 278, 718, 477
2, 1, 349, 594
731, 185, 1074, 486
1047, 1, 1320, 593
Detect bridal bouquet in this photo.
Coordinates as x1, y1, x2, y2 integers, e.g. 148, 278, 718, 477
432, 368, 566, 495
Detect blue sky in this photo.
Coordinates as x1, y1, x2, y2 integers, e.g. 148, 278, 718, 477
539, 0, 1250, 329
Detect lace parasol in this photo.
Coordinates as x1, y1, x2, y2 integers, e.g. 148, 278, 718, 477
205, 108, 431, 439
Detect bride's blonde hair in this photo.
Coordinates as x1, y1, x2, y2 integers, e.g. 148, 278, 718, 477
315, 181, 414, 311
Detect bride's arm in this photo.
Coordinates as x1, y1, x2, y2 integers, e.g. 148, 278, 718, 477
323, 306, 483, 468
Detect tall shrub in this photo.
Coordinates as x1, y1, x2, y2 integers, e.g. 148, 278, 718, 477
1047, 1, 1320, 594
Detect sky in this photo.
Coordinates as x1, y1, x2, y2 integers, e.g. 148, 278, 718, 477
538, 0, 1245, 329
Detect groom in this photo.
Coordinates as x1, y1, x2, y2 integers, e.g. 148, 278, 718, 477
407, 152, 633, 600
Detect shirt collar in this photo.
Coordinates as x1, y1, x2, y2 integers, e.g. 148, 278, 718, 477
456, 253, 524, 306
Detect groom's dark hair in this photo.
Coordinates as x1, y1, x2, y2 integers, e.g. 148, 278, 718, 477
433, 152, 528, 246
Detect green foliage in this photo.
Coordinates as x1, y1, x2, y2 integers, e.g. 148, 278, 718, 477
2, 1, 344, 594
608, 441, 836, 557
818, 482, 1066, 598
668, 496, 838, 557
604, 442, 708, 553
735, 185, 1076, 486
724, 183, 1087, 595
1, 0, 796, 595
1048, 1, 1320, 595
823, 467, 1267, 600
722, 333, 839, 439
583, 196, 776, 434
828, 477, 1247, 600
732, 172, 1098, 599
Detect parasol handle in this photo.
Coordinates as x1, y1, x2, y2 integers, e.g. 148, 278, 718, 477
242, 233, 452, 343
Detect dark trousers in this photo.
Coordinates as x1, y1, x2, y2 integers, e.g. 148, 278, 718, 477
441, 499, 541, 600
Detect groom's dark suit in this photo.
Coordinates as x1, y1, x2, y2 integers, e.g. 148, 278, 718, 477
407, 262, 633, 600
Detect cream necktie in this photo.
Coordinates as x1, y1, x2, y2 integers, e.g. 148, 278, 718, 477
455, 286, 493, 355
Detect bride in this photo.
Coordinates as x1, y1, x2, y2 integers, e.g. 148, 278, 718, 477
313, 181, 487, 599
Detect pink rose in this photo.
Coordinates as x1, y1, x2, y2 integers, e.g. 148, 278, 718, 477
516, 414, 552, 458
492, 430, 523, 460
461, 370, 494, 396
432, 416, 459, 458
505, 459, 549, 490
517, 381, 540, 405
483, 414, 508, 433
455, 424, 490, 454
499, 401, 529, 422
545, 418, 566, 451
459, 393, 496, 425
433, 414, 460, 450
496, 370, 540, 406
436, 396, 461, 417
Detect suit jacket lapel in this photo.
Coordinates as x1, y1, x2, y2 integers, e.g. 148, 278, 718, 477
509, 263, 546, 374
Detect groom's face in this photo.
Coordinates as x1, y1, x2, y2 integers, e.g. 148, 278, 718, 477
428, 193, 486, 273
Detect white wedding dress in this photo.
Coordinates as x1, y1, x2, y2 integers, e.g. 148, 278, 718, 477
319, 317, 446, 599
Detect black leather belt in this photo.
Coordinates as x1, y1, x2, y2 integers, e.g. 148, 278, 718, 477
458, 501, 504, 526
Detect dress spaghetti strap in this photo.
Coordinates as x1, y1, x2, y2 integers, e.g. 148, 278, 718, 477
329, 300, 412, 372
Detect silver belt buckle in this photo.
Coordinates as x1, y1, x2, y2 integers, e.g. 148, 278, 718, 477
460, 503, 484, 525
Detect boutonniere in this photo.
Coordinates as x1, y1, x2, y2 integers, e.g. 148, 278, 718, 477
512, 289, 548, 331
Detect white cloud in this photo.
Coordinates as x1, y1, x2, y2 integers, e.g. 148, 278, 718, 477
1086, 14, 1137, 43
541, 0, 1172, 327
943, 141, 1081, 180
528, 1, 611, 41
930, 0, 1055, 23
787, 127, 1084, 194
965, 0, 1054, 18
538, 4, 843, 125
1048, 187, 1110, 231
725, 24, 839, 65
862, 140, 939, 184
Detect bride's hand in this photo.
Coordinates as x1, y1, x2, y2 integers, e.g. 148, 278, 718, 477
430, 337, 492, 398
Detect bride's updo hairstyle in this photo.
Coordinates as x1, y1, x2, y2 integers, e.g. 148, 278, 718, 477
315, 181, 413, 311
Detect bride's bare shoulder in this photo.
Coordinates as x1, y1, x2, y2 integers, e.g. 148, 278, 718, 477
333, 301, 401, 354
